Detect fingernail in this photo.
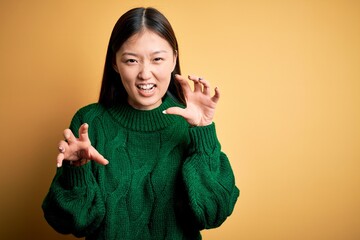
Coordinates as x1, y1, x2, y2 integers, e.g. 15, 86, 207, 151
57, 162, 61, 168
58, 146, 64, 153
198, 77, 203, 81
162, 110, 167, 114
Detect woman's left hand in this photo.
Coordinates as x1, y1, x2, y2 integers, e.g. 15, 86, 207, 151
164, 74, 220, 126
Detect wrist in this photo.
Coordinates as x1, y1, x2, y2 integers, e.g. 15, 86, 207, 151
195, 121, 213, 127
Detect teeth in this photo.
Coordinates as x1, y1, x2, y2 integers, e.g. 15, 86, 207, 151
138, 84, 155, 90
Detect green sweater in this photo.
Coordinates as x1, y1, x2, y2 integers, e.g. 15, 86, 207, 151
42, 96, 239, 240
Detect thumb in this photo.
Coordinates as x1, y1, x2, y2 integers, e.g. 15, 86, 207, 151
88, 146, 109, 166
163, 107, 186, 117
93, 154, 109, 166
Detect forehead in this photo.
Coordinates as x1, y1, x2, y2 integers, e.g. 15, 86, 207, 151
120, 29, 172, 51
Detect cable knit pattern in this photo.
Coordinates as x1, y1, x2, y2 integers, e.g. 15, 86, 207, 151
42, 96, 239, 240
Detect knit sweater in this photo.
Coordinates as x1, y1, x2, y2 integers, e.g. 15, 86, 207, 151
42, 96, 239, 240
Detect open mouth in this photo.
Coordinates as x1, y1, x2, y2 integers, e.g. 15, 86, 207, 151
137, 83, 156, 92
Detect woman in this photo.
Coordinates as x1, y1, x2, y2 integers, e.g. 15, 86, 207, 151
42, 7, 239, 240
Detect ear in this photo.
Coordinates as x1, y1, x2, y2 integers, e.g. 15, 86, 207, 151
112, 63, 119, 73
172, 50, 178, 71
112, 54, 120, 73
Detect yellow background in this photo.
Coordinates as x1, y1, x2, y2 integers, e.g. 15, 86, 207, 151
1, 0, 359, 239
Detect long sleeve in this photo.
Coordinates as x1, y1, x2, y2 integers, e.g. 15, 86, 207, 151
182, 123, 239, 229
42, 98, 239, 239
42, 107, 106, 237
42, 164, 106, 237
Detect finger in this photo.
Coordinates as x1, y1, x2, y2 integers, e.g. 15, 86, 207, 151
88, 147, 109, 166
163, 106, 187, 117
57, 153, 64, 167
78, 123, 90, 142
92, 153, 109, 166
199, 78, 211, 96
211, 87, 220, 103
58, 140, 74, 165
58, 140, 68, 154
63, 128, 76, 144
188, 75, 202, 92
58, 140, 69, 154
58, 146, 65, 153
164, 107, 201, 126
175, 74, 192, 94
187, 75, 200, 81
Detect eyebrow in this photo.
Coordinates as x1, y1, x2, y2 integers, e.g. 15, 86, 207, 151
121, 50, 168, 57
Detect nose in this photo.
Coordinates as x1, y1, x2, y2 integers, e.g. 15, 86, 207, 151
138, 62, 152, 80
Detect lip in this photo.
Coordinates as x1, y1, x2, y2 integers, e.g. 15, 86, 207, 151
136, 83, 157, 97
136, 83, 156, 89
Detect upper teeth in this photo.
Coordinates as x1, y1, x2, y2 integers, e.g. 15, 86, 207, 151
138, 84, 155, 90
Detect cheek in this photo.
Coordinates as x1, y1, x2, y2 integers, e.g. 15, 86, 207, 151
118, 73, 135, 95
155, 64, 174, 80
118, 68, 135, 84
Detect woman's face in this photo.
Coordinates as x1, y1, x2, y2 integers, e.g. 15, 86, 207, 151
114, 29, 177, 110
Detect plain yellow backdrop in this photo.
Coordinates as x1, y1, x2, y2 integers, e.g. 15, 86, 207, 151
1, 0, 359, 239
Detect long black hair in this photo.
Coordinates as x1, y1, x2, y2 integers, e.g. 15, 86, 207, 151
98, 7, 185, 108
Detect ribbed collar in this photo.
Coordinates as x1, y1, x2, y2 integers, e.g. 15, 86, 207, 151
107, 96, 182, 132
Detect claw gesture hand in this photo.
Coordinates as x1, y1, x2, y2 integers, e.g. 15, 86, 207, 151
56, 123, 109, 167
165, 74, 220, 126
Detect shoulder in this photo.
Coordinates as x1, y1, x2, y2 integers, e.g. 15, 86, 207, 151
71, 103, 107, 124
76, 103, 105, 115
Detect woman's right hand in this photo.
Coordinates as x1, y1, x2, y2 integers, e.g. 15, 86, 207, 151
56, 123, 109, 167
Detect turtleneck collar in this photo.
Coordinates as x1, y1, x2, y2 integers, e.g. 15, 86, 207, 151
107, 95, 182, 132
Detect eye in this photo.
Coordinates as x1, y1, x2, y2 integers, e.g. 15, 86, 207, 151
153, 57, 164, 63
125, 59, 138, 64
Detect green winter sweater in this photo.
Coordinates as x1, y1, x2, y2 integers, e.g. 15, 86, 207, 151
42, 96, 239, 240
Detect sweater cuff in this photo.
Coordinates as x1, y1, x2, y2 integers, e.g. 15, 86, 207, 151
60, 163, 93, 189
189, 123, 219, 154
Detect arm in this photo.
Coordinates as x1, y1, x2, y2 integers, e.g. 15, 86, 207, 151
42, 109, 108, 237
182, 123, 239, 229
42, 163, 106, 237
165, 74, 239, 228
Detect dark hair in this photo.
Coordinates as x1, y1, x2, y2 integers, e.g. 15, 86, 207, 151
98, 7, 185, 107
